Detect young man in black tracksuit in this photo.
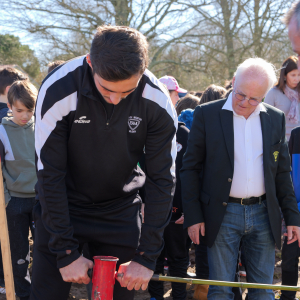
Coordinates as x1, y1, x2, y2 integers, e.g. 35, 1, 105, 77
147, 121, 190, 300
30, 25, 177, 300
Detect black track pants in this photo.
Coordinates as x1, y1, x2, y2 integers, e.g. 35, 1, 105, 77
30, 200, 141, 300
148, 221, 189, 300
281, 237, 300, 300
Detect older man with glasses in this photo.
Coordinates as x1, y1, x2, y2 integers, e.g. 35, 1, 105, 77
181, 57, 300, 300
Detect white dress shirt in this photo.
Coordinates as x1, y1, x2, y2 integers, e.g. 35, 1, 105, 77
222, 93, 266, 198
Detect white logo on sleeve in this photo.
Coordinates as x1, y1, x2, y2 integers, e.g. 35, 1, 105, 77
128, 116, 142, 133
177, 142, 183, 152
74, 116, 90, 124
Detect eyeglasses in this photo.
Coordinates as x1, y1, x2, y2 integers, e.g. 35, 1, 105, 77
233, 90, 262, 106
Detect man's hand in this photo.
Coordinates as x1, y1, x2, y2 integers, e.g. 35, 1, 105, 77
116, 261, 154, 291
188, 222, 205, 245
285, 226, 300, 247
175, 215, 184, 224
59, 256, 93, 284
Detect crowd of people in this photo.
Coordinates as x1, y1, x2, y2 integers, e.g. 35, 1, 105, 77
0, 2, 300, 300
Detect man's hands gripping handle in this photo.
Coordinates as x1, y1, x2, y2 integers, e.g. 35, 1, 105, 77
59, 256, 93, 285
87, 260, 154, 291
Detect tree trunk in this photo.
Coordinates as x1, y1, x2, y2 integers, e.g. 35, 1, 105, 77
219, 0, 236, 78
111, 0, 131, 26
253, 0, 263, 57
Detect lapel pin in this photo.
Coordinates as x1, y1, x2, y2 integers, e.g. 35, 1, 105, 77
273, 151, 279, 162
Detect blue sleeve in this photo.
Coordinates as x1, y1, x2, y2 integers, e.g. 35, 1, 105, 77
292, 154, 300, 212
0, 108, 8, 123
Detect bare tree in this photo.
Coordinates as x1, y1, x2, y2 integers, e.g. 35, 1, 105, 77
0, 0, 294, 90
181, 0, 294, 79
0, 0, 207, 66
144, 0, 294, 90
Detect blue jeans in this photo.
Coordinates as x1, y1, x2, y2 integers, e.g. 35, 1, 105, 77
207, 200, 275, 300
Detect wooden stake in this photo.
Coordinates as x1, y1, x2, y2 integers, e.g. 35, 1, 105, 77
0, 161, 16, 299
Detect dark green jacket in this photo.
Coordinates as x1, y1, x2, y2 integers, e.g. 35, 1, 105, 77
0, 117, 36, 205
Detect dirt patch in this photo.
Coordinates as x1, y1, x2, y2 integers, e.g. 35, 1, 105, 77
0, 243, 299, 300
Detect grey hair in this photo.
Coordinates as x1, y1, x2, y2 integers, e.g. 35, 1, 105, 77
234, 58, 277, 92
283, 1, 300, 27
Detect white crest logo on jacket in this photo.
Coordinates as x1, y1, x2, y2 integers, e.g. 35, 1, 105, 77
176, 142, 183, 152
128, 116, 142, 133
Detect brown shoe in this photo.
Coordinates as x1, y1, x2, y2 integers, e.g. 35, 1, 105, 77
193, 284, 209, 300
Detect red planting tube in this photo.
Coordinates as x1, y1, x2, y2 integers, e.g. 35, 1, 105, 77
90, 256, 119, 300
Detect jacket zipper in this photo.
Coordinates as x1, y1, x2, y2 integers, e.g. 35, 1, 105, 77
84, 94, 115, 129
105, 106, 115, 129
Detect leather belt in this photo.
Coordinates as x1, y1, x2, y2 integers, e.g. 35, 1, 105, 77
228, 194, 266, 205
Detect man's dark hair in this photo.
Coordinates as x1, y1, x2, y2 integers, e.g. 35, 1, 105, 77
90, 25, 149, 81
200, 84, 227, 105
48, 60, 65, 74
0, 66, 28, 95
176, 94, 200, 116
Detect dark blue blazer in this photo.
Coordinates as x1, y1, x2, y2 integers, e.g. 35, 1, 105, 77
180, 98, 300, 249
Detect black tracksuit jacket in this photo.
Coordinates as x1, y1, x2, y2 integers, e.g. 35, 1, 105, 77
139, 122, 189, 221
35, 55, 177, 270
